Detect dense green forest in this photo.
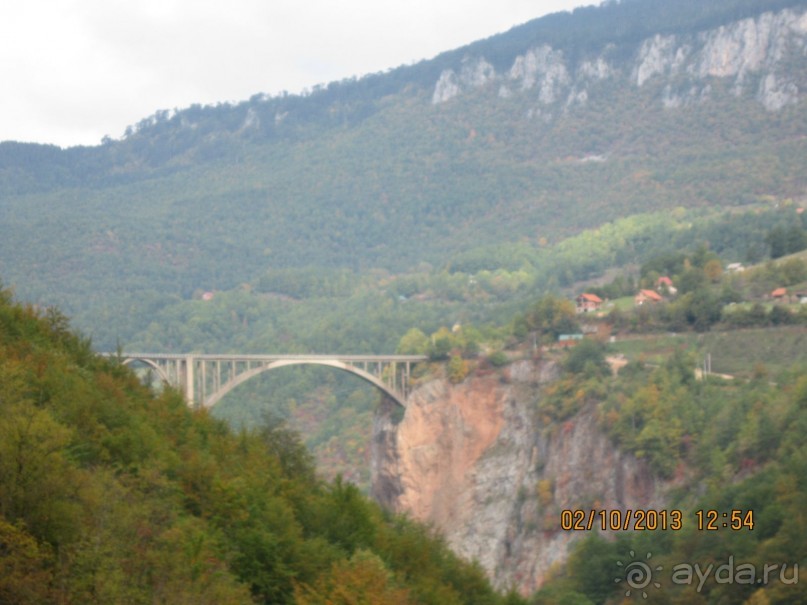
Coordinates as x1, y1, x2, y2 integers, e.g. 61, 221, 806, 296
0, 286, 525, 604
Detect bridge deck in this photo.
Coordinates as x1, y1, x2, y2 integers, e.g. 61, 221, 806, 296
113, 353, 428, 362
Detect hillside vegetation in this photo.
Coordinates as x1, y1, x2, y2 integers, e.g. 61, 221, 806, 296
0, 287, 521, 604
527, 339, 807, 604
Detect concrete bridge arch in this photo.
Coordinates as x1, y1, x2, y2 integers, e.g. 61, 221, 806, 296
120, 356, 171, 384
105, 353, 427, 409
203, 358, 406, 408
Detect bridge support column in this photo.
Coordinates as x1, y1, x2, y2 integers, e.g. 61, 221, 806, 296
175, 359, 182, 391
184, 355, 196, 407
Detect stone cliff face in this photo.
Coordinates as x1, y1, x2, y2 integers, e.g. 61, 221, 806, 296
432, 7, 807, 114
372, 360, 673, 595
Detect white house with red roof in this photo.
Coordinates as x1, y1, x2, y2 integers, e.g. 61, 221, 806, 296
575, 293, 603, 313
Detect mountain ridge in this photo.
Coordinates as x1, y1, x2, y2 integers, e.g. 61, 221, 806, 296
4, 1, 806, 155
432, 4, 807, 111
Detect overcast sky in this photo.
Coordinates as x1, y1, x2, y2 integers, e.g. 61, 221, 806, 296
1, 0, 594, 148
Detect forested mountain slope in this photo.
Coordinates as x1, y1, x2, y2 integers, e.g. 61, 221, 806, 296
1, 0, 807, 351
0, 287, 516, 604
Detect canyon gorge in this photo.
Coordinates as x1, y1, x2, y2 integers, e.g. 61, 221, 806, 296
372, 359, 679, 595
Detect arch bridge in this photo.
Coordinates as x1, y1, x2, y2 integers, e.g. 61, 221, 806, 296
107, 353, 428, 408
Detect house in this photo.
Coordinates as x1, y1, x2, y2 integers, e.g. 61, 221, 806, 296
656, 276, 677, 295
795, 292, 807, 304
575, 293, 603, 313
771, 287, 788, 302
635, 289, 664, 306
726, 262, 745, 273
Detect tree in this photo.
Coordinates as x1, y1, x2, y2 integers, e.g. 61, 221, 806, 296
703, 258, 723, 283
767, 226, 789, 259
769, 305, 793, 326
781, 258, 807, 285
310, 478, 378, 555
295, 550, 413, 605
427, 328, 456, 361
521, 295, 579, 342
448, 354, 469, 383
641, 251, 687, 280
0, 402, 79, 546
397, 328, 429, 355
564, 339, 609, 376
0, 517, 53, 604
785, 225, 807, 255
258, 412, 317, 482
684, 289, 723, 331
677, 267, 707, 294
562, 536, 624, 604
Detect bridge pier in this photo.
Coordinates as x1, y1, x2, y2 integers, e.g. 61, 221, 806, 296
184, 355, 195, 406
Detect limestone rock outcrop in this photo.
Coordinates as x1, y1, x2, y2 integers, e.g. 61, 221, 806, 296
433, 7, 807, 114
372, 360, 674, 595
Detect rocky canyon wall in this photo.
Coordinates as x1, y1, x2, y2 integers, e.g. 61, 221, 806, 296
372, 359, 674, 595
